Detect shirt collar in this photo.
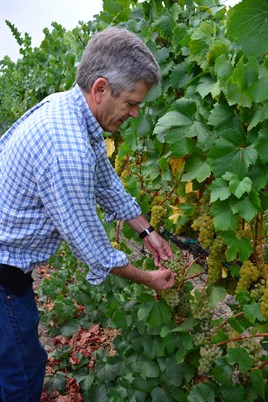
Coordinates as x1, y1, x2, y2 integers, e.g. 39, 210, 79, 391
71, 84, 104, 144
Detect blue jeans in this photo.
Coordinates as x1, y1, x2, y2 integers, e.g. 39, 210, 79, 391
0, 284, 47, 402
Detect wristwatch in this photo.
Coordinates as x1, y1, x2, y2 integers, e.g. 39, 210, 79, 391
139, 226, 155, 239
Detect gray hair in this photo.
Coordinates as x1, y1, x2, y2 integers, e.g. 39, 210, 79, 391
76, 26, 160, 97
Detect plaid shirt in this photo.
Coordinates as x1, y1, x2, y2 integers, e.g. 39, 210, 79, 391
0, 85, 141, 284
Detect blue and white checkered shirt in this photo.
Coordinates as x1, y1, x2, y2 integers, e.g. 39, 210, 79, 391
0, 85, 141, 284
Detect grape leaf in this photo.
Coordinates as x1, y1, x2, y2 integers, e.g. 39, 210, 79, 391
230, 190, 261, 222
226, 0, 268, 57
226, 347, 253, 373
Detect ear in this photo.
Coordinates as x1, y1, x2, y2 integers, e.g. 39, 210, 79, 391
91, 78, 110, 104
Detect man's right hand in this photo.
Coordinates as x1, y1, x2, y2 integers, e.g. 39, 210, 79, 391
111, 263, 174, 292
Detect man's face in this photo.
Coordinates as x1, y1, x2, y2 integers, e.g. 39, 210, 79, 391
94, 80, 150, 133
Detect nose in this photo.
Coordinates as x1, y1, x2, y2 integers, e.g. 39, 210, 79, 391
128, 105, 139, 118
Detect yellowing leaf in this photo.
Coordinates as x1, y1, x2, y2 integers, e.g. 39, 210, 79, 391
169, 157, 184, 176
105, 138, 115, 157
186, 181, 193, 193
169, 206, 182, 224
222, 266, 228, 279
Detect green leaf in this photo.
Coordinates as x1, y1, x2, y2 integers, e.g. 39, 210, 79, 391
211, 367, 232, 387
243, 301, 265, 323
228, 175, 252, 199
153, 111, 192, 139
226, 347, 253, 373
147, 300, 172, 328
211, 200, 237, 231
230, 190, 261, 222
152, 12, 176, 39
220, 384, 245, 402
188, 383, 215, 402
170, 62, 189, 89
248, 102, 268, 130
250, 369, 266, 400
255, 128, 268, 164
248, 74, 268, 103
209, 129, 258, 177
226, 0, 268, 57
222, 233, 253, 261
150, 386, 174, 402
132, 377, 158, 393
208, 102, 235, 131
175, 333, 193, 363
209, 178, 231, 202
209, 286, 227, 308
182, 155, 211, 183
227, 315, 252, 334
137, 302, 153, 322
196, 75, 215, 98
137, 114, 153, 136
143, 336, 166, 359
141, 359, 160, 379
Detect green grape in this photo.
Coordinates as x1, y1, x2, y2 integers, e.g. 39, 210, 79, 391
250, 279, 266, 301
191, 212, 215, 250
150, 205, 167, 229
207, 236, 226, 285
162, 259, 185, 286
162, 286, 190, 316
235, 260, 260, 294
198, 343, 223, 375
190, 298, 213, 320
161, 288, 180, 309
192, 332, 209, 347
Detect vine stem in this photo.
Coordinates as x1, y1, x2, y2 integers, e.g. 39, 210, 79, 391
185, 271, 206, 281
216, 332, 268, 346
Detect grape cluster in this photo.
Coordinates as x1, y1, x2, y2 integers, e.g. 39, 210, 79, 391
190, 298, 213, 320
250, 278, 266, 301
162, 259, 185, 286
162, 287, 190, 316
161, 288, 180, 309
150, 205, 167, 229
198, 343, 223, 375
114, 154, 126, 175
191, 298, 214, 346
260, 281, 268, 318
207, 236, 226, 284
191, 212, 215, 250
235, 260, 260, 294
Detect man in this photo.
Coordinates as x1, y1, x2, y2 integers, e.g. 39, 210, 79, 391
0, 27, 174, 401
